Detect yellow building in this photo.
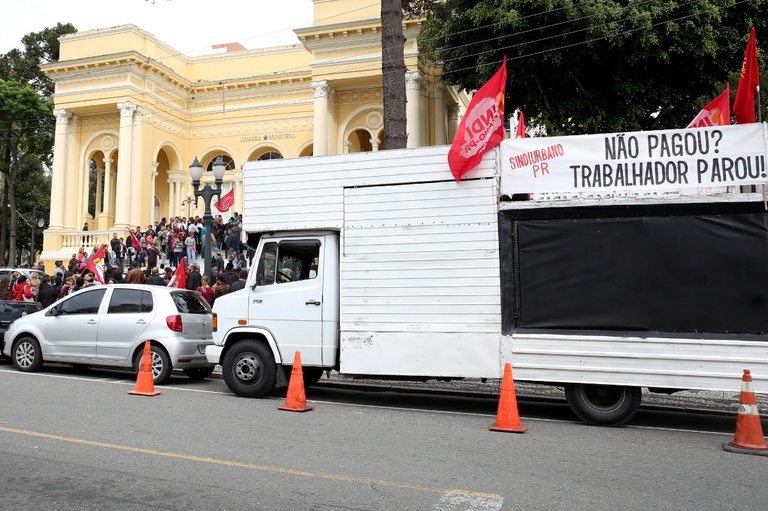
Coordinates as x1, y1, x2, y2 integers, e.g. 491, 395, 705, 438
40, 0, 466, 267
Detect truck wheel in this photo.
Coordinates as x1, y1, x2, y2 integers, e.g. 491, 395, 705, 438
565, 384, 641, 426
283, 366, 323, 386
13, 337, 43, 372
133, 344, 173, 385
302, 367, 325, 387
222, 340, 276, 397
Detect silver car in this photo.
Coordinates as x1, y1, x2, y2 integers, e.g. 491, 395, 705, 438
2, 284, 215, 384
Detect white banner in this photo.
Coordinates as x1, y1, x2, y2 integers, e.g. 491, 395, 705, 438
500, 124, 768, 195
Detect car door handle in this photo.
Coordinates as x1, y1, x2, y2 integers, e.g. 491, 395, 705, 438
252, 299, 262, 304
87, 320, 97, 325
136, 319, 147, 325
305, 300, 321, 306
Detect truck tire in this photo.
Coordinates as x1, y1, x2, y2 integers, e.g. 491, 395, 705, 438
282, 366, 324, 387
565, 384, 641, 426
222, 340, 276, 397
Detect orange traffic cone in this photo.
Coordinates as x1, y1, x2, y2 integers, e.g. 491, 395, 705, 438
723, 369, 768, 456
278, 351, 314, 412
128, 341, 161, 396
490, 363, 526, 433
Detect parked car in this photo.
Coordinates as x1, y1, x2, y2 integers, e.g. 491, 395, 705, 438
0, 300, 43, 350
0, 268, 46, 282
2, 284, 215, 384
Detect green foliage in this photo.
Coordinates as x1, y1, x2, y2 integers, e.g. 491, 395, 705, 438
420, 0, 767, 134
0, 23, 76, 96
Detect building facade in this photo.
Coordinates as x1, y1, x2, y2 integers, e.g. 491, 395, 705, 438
40, 0, 466, 266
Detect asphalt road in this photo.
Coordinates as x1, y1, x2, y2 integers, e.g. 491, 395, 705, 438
2, 363, 767, 511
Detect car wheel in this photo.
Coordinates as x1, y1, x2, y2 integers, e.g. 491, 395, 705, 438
222, 340, 276, 397
13, 337, 43, 372
302, 367, 325, 387
133, 344, 173, 385
183, 366, 215, 380
565, 384, 642, 426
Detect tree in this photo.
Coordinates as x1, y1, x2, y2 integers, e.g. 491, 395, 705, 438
0, 23, 76, 96
0, 23, 74, 264
381, 0, 408, 149
419, 0, 767, 135
0, 80, 54, 265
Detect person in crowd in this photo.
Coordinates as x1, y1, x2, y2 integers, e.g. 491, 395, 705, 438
163, 266, 174, 285
223, 263, 239, 285
0, 278, 13, 300
145, 239, 158, 275
211, 275, 230, 306
126, 261, 146, 284
68, 253, 79, 272
196, 275, 214, 305
82, 273, 96, 287
12, 275, 35, 301
173, 233, 185, 268
185, 263, 202, 291
29, 276, 41, 297
58, 276, 76, 299
72, 277, 85, 293
229, 270, 248, 293
184, 232, 197, 265
38, 276, 62, 308
54, 260, 65, 280
146, 267, 166, 286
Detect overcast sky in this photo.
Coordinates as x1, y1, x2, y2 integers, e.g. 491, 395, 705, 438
1, 0, 314, 56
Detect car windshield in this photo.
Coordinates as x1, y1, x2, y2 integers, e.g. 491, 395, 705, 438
171, 291, 211, 314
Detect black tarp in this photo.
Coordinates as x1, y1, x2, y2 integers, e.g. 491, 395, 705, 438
507, 208, 768, 335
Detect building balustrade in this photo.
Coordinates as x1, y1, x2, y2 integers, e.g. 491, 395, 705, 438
61, 230, 113, 253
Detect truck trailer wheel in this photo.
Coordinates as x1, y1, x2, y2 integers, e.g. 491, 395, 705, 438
565, 384, 641, 426
222, 340, 276, 397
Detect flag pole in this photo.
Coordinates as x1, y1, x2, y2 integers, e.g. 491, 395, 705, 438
758, 85, 762, 123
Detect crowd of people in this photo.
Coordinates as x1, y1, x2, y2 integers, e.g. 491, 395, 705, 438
1, 213, 251, 308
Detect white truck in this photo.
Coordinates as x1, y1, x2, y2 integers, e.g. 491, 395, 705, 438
207, 123, 768, 425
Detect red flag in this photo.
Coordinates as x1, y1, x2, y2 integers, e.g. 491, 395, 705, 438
85, 245, 106, 284
687, 84, 731, 128
733, 28, 760, 124
169, 257, 186, 289
515, 111, 526, 138
215, 188, 235, 212
129, 229, 144, 252
448, 57, 507, 182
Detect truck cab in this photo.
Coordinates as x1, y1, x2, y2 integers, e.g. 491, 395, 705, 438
206, 231, 339, 396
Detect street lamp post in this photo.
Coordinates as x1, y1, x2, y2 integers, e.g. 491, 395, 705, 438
190, 156, 226, 281
181, 192, 194, 220
22, 208, 45, 267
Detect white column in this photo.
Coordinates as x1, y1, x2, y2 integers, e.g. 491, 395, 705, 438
405, 71, 423, 148
129, 106, 143, 227
447, 104, 460, 143
311, 80, 329, 156
114, 102, 136, 229
371, 138, 380, 152
103, 158, 114, 219
150, 164, 159, 223
95, 168, 103, 216
167, 178, 176, 219
343, 140, 351, 154
63, 114, 80, 229
234, 178, 242, 214
50, 109, 70, 229
433, 82, 447, 145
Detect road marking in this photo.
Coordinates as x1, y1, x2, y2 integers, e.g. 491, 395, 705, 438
437, 492, 504, 511
0, 426, 502, 502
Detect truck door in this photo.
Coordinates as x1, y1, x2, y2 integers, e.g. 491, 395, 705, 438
251, 238, 325, 365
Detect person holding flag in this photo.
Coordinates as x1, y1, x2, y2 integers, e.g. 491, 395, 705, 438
84, 244, 107, 284
448, 57, 508, 181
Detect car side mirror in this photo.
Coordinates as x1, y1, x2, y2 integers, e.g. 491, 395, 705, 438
47, 306, 59, 317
